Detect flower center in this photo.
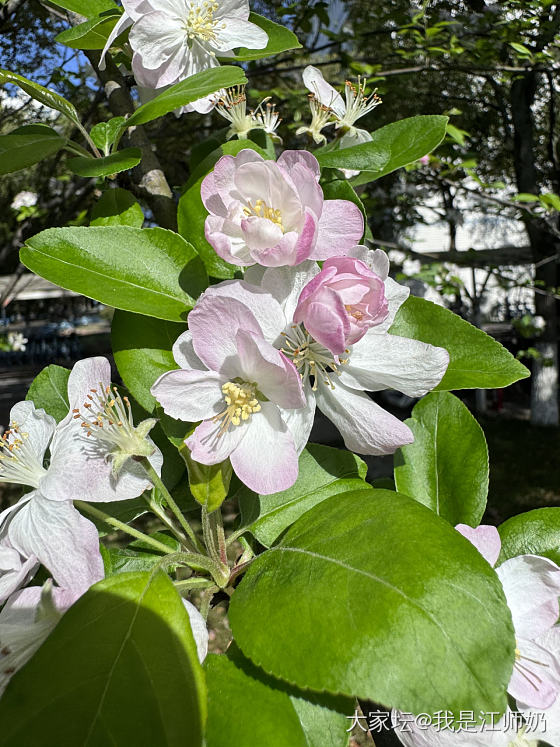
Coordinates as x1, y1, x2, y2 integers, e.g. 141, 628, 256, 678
281, 324, 349, 391
213, 381, 261, 435
217, 86, 253, 138
0, 421, 47, 489
185, 0, 221, 43
243, 199, 284, 230
345, 304, 365, 322
73, 384, 155, 473
339, 78, 381, 128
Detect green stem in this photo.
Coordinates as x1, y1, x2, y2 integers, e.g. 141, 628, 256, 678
140, 459, 206, 555
174, 578, 217, 592
145, 490, 193, 549
76, 500, 172, 555
163, 552, 229, 586
76, 120, 102, 158
226, 525, 249, 546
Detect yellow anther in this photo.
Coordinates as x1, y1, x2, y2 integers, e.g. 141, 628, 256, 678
186, 0, 219, 43
213, 381, 261, 436
243, 199, 284, 230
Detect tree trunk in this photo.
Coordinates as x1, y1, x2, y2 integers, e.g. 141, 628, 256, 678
510, 74, 559, 425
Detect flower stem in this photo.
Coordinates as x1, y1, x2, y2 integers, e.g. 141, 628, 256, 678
174, 578, 217, 592
140, 458, 206, 555
202, 506, 229, 567
75, 500, 172, 555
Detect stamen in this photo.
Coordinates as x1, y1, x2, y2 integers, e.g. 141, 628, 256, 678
295, 94, 334, 145
243, 199, 284, 229
338, 77, 382, 129
185, 0, 223, 43
281, 324, 341, 391
0, 420, 47, 489
212, 381, 261, 436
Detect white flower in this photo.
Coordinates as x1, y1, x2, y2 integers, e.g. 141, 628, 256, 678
7, 333, 27, 352
295, 93, 335, 145
10, 191, 37, 210
183, 600, 208, 662
302, 65, 382, 147
203, 246, 448, 457
102, 0, 268, 90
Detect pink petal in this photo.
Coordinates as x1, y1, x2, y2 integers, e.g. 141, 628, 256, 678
311, 199, 364, 259
151, 369, 224, 422
455, 524, 501, 567
186, 417, 248, 465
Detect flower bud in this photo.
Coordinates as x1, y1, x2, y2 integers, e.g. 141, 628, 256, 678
294, 256, 389, 355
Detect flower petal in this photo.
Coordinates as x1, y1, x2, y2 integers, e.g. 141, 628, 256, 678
277, 150, 321, 181
188, 295, 263, 373
60, 356, 111, 428
7, 497, 103, 597
128, 12, 185, 69
182, 599, 208, 663
230, 402, 298, 494
8, 400, 55, 467
497, 555, 560, 640
99, 12, 133, 70
259, 262, 320, 324
340, 333, 449, 396
348, 245, 390, 280
0, 546, 38, 605
210, 17, 268, 51
509, 636, 560, 708
455, 524, 501, 567
315, 381, 413, 455
151, 369, 224, 422
186, 417, 248, 465
234, 330, 305, 409
311, 199, 364, 259
278, 381, 316, 455
172, 330, 206, 370
302, 65, 346, 119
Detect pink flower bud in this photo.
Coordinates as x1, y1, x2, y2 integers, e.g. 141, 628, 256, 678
294, 257, 389, 355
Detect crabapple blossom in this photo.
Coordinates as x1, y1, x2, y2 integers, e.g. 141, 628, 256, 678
293, 256, 389, 356
301, 65, 382, 148
456, 524, 560, 709
101, 0, 268, 92
215, 86, 282, 141
201, 149, 364, 267
151, 290, 305, 494
200, 246, 449, 457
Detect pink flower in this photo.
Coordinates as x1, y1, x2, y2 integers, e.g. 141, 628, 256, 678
201, 149, 364, 267
457, 524, 560, 709
151, 289, 306, 494
293, 256, 389, 356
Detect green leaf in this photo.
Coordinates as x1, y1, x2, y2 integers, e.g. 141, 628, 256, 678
389, 295, 530, 389
0, 571, 206, 747
104, 535, 180, 575
112, 310, 185, 412
184, 453, 232, 513
90, 117, 126, 154
316, 116, 448, 182
47, 0, 117, 16
21, 226, 208, 322
394, 392, 488, 526
25, 364, 70, 422
205, 647, 351, 747
0, 69, 80, 125
178, 140, 271, 278
55, 12, 121, 50
238, 444, 369, 547
229, 490, 514, 714
498, 508, 560, 566
228, 13, 301, 61
90, 187, 144, 227
0, 125, 66, 174
510, 42, 532, 56
67, 148, 142, 177
124, 66, 247, 130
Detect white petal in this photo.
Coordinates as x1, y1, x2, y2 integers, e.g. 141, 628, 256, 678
497, 555, 560, 640
316, 381, 413, 456
128, 12, 185, 69
455, 524, 501, 567
0, 546, 38, 605
172, 330, 206, 370
378, 276, 410, 332
259, 262, 320, 327
210, 17, 268, 52
302, 65, 346, 118
278, 382, 316, 455
196, 280, 286, 345
340, 333, 449, 397
151, 369, 224, 422
348, 245, 390, 280
182, 600, 208, 663
214, 0, 250, 20
61, 356, 111, 428
7, 497, 103, 597
99, 12, 133, 70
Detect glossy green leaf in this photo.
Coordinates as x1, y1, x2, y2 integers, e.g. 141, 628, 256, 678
90, 187, 144, 227
230, 490, 514, 714
390, 295, 530, 389
498, 508, 560, 566
124, 66, 247, 129
55, 12, 121, 50
21, 226, 207, 322
47, 0, 117, 16
103, 535, 180, 575
205, 647, 351, 747
0, 69, 80, 125
0, 125, 66, 174
90, 117, 126, 154
238, 443, 369, 547
394, 392, 488, 526
316, 116, 448, 181
229, 13, 301, 61
0, 571, 206, 747
25, 364, 70, 422
67, 148, 142, 177
178, 140, 271, 278
112, 310, 185, 412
